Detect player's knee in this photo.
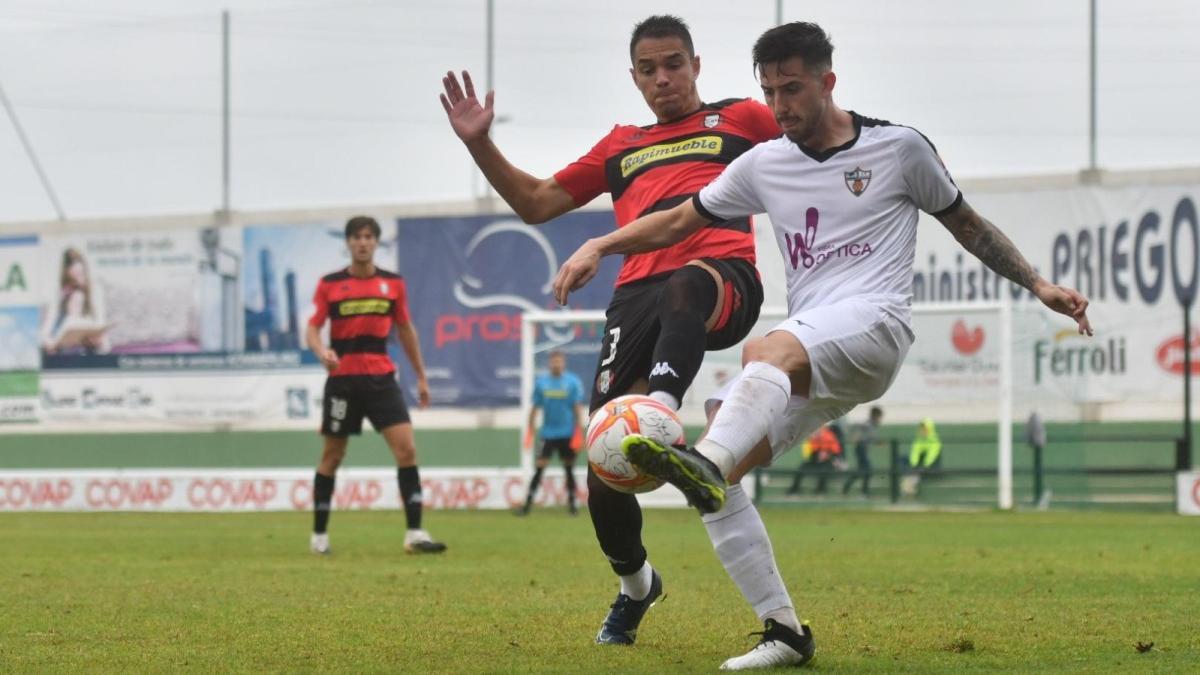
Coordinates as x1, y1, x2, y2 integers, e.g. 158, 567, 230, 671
321, 447, 346, 469
661, 263, 718, 317
742, 334, 809, 373
741, 336, 781, 366
392, 444, 417, 465
535, 457, 549, 469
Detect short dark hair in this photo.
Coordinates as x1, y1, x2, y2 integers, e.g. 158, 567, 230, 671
869, 406, 884, 419
752, 21, 833, 75
344, 215, 381, 240
630, 15, 694, 62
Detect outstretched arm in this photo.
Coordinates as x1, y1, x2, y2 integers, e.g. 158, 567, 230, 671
936, 199, 1092, 335
552, 199, 712, 304
440, 70, 576, 224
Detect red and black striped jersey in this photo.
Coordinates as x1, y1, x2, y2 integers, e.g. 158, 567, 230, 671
554, 98, 779, 286
309, 268, 410, 377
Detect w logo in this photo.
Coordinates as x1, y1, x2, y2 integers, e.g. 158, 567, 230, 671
785, 208, 819, 269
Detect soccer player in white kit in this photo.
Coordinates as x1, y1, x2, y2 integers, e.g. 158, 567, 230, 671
553, 21, 1093, 670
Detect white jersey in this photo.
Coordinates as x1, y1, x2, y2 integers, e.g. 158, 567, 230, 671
695, 112, 960, 323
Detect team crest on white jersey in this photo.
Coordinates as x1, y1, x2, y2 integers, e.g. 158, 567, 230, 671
703, 113, 720, 129
844, 167, 872, 196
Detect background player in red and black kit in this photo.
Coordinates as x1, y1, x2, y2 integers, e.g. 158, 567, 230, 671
305, 216, 446, 556
442, 16, 801, 647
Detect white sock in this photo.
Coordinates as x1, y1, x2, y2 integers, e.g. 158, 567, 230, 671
696, 362, 791, 476
619, 560, 653, 600
762, 607, 802, 634
702, 483, 799, 632
648, 390, 680, 411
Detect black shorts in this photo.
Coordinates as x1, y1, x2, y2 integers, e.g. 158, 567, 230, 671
538, 438, 576, 462
321, 374, 411, 437
589, 257, 763, 411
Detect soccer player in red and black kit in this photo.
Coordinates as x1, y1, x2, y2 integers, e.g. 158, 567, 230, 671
305, 216, 446, 556
442, 16, 804, 649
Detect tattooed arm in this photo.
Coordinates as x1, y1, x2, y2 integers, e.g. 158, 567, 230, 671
936, 199, 1093, 335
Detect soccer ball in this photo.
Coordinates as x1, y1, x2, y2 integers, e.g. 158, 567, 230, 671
586, 394, 685, 494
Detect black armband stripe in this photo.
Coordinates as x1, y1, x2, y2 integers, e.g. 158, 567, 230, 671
931, 190, 963, 218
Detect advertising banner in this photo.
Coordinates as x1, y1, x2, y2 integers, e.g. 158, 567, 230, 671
1178, 471, 1200, 515
38, 227, 243, 368
398, 212, 621, 406
907, 184, 1196, 420
0, 468, 735, 511
38, 370, 327, 430
0, 235, 40, 423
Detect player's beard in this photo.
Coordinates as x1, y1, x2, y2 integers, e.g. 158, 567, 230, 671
783, 122, 816, 146
782, 106, 825, 146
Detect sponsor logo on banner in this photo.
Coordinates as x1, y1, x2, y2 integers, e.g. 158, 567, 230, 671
286, 387, 310, 418
1177, 472, 1200, 516
908, 315, 999, 390
0, 479, 73, 508
0, 235, 37, 306
1, 262, 28, 294
436, 312, 522, 348
37, 370, 327, 430
1033, 330, 1127, 384
41, 386, 155, 411
951, 320, 985, 355
1156, 333, 1200, 375
0, 400, 37, 422
399, 211, 620, 405
0, 469, 740, 511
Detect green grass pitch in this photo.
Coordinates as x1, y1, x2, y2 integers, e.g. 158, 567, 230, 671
2, 509, 1196, 672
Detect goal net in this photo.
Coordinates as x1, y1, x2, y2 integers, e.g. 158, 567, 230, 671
521, 302, 1128, 509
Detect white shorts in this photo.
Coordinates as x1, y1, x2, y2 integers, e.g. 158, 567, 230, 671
706, 295, 914, 461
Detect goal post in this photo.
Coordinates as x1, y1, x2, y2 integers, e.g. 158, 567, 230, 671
519, 310, 606, 477
521, 300, 1016, 509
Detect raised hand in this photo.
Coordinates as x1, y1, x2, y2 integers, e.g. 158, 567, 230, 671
440, 70, 494, 143
1033, 280, 1093, 336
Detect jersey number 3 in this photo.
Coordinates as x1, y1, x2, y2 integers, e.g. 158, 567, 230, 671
599, 327, 621, 367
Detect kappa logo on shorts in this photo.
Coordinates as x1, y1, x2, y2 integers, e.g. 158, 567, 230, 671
844, 166, 872, 196
650, 361, 679, 379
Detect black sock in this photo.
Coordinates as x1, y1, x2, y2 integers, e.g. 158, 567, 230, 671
397, 466, 423, 530
564, 464, 577, 506
587, 466, 646, 576
313, 472, 335, 534
525, 466, 545, 506
649, 266, 717, 403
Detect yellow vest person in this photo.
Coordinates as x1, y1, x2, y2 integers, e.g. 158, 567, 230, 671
909, 418, 942, 468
